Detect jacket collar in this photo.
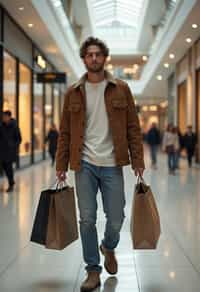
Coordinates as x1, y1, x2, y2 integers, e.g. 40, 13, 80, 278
74, 70, 117, 89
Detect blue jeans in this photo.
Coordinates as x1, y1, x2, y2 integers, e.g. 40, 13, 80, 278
168, 152, 176, 171
174, 150, 180, 169
149, 145, 158, 165
75, 160, 125, 273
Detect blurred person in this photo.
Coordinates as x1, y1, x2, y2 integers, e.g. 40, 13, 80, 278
174, 126, 184, 169
183, 125, 197, 167
56, 36, 145, 292
146, 122, 160, 169
162, 124, 179, 175
0, 111, 21, 192
45, 123, 59, 166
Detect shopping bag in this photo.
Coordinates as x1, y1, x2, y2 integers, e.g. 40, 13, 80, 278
45, 186, 79, 250
130, 177, 161, 249
30, 189, 52, 245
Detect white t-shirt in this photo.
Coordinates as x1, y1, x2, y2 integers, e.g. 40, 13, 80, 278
162, 131, 179, 150
81, 79, 116, 166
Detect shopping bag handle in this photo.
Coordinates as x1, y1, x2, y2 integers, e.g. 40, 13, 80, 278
55, 180, 68, 191
136, 175, 145, 185
50, 180, 68, 191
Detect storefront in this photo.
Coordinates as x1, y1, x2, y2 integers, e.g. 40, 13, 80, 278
0, 5, 66, 168
177, 81, 187, 134
175, 38, 200, 162
196, 69, 200, 161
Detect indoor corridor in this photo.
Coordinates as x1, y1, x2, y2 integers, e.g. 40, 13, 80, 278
1, 151, 200, 292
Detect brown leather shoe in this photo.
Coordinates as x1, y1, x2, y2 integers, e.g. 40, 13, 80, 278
80, 271, 101, 292
100, 245, 118, 275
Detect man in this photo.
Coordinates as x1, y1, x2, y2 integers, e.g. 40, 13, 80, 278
0, 111, 21, 192
183, 125, 197, 167
56, 37, 144, 292
146, 122, 160, 169
45, 123, 59, 166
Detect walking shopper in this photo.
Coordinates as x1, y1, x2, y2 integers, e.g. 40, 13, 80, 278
162, 124, 179, 175
183, 125, 197, 167
146, 122, 160, 169
56, 37, 145, 292
45, 124, 59, 166
0, 111, 21, 192
174, 126, 184, 169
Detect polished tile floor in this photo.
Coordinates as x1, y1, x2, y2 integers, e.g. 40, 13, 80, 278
0, 150, 200, 292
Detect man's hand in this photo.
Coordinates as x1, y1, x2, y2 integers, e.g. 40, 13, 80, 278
134, 168, 144, 177
56, 171, 66, 182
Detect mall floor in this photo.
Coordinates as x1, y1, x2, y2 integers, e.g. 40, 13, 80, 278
0, 149, 200, 292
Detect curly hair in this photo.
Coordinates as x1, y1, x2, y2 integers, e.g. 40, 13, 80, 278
80, 36, 109, 58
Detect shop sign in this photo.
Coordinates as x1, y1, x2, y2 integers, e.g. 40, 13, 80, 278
37, 72, 66, 83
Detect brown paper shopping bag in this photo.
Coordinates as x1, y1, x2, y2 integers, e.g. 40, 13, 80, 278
45, 186, 78, 250
130, 177, 161, 249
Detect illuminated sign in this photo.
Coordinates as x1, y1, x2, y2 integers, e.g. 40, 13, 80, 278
37, 72, 66, 83
36, 55, 46, 69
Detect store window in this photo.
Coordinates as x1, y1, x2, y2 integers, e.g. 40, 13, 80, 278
178, 81, 187, 134
45, 84, 53, 137
3, 51, 16, 117
53, 87, 60, 129
196, 70, 200, 162
33, 76, 44, 161
19, 63, 31, 165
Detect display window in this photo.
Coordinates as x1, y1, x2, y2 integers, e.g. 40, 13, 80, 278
19, 63, 31, 164
45, 84, 53, 136
196, 70, 200, 162
3, 51, 16, 117
33, 75, 44, 160
178, 81, 187, 134
53, 87, 60, 129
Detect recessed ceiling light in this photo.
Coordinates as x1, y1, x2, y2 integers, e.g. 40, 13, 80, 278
164, 63, 169, 68
28, 23, 34, 28
169, 53, 175, 59
19, 6, 24, 11
192, 24, 198, 29
149, 105, 158, 111
142, 55, 148, 61
157, 75, 163, 81
186, 37, 192, 43
133, 64, 139, 69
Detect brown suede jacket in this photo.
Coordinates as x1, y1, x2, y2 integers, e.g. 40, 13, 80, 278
56, 71, 145, 172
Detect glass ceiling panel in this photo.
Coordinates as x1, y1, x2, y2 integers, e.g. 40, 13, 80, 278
92, 0, 144, 27
91, 0, 145, 53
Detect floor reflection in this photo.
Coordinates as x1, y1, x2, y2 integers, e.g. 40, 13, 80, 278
102, 277, 118, 292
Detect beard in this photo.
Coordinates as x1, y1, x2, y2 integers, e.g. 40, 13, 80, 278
85, 62, 105, 73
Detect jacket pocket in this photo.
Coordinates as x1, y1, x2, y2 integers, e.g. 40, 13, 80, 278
112, 99, 127, 109
69, 103, 81, 112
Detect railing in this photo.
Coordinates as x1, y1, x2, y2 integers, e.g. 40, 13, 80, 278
149, 0, 178, 55
49, 0, 79, 54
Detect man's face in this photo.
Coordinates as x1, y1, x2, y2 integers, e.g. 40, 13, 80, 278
83, 45, 106, 73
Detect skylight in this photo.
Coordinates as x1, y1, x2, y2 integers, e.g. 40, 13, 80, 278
91, 0, 145, 53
